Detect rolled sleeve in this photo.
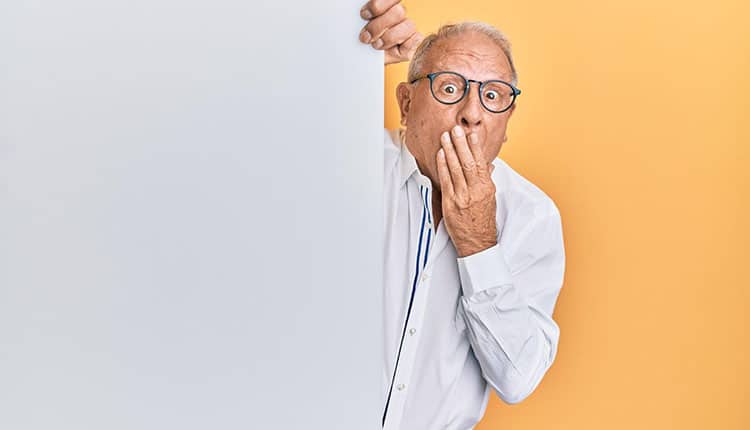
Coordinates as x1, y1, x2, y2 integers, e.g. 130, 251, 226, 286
453, 207, 566, 405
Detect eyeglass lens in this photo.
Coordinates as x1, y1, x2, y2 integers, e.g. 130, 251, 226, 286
431, 72, 514, 113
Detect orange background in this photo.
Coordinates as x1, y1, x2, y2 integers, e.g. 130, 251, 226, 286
385, 0, 749, 428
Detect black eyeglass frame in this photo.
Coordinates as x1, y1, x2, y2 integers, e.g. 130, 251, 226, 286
409, 71, 522, 114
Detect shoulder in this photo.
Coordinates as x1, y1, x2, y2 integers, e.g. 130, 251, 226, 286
491, 158, 560, 220
384, 128, 401, 160
384, 128, 402, 177
490, 158, 564, 268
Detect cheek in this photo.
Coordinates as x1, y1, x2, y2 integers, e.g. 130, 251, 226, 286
484, 142, 503, 161
413, 95, 455, 126
409, 104, 452, 147
485, 123, 510, 156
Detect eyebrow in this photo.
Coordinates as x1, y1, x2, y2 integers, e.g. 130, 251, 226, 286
430, 62, 509, 79
431, 69, 512, 82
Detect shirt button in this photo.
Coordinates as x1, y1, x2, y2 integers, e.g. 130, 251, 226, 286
420, 272, 430, 283
396, 383, 406, 391
408, 328, 416, 336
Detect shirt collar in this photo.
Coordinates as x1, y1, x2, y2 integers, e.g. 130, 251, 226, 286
397, 128, 422, 188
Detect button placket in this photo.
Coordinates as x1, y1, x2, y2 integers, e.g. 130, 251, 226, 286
385, 179, 439, 430
420, 271, 430, 283
384, 268, 432, 430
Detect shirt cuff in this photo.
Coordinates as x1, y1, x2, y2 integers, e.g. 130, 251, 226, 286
456, 243, 513, 297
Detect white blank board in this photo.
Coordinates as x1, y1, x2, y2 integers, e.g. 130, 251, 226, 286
0, 1, 383, 429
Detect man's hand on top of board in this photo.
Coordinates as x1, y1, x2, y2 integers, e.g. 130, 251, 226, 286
359, 0, 424, 65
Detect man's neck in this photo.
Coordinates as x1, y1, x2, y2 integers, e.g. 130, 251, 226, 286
431, 188, 443, 229
410, 149, 443, 228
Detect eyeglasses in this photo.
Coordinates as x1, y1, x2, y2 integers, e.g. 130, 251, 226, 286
409, 71, 521, 114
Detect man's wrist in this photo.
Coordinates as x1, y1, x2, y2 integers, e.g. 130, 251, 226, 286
455, 238, 498, 258
456, 242, 513, 297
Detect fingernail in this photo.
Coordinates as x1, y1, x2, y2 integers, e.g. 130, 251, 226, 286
441, 131, 450, 143
453, 125, 464, 137
360, 30, 371, 43
438, 148, 445, 157
361, 8, 373, 19
372, 39, 383, 49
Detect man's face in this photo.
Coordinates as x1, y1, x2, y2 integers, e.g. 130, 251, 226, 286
396, 31, 516, 191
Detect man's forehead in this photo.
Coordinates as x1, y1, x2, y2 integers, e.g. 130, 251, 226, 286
425, 34, 512, 81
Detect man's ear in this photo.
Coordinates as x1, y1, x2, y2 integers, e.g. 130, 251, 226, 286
396, 82, 412, 127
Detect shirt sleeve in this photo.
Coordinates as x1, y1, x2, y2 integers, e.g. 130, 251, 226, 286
455, 207, 565, 405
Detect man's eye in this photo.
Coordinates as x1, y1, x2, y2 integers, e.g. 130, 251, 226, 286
485, 90, 498, 100
443, 84, 457, 94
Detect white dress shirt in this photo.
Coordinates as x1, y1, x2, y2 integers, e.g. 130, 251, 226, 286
381, 128, 566, 430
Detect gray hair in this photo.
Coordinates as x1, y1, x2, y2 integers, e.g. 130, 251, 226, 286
407, 21, 518, 86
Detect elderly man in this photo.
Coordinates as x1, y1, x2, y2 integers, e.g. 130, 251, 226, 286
359, 2, 566, 429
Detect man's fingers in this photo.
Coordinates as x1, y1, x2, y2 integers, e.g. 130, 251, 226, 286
436, 148, 455, 197
359, 0, 420, 65
466, 132, 488, 174
384, 31, 423, 64
360, 0, 401, 20
440, 131, 468, 196
449, 126, 478, 187
361, 3, 406, 45
377, 19, 416, 50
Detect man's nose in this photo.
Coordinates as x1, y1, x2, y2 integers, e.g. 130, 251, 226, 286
457, 82, 483, 130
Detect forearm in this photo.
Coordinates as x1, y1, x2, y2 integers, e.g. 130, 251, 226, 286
455, 240, 563, 404
457, 285, 559, 404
